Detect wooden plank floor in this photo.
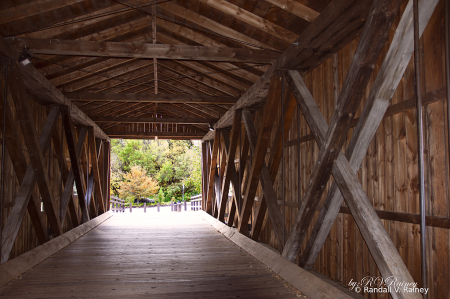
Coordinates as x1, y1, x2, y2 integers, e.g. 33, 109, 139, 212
0, 210, 306, 298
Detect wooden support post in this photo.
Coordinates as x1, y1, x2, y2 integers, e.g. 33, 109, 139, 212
88, 127, 105, 215
7, 65, 63, 237
217, 110, 242, 221
104, 141, 111, 211
251, 89, 297, 241
241, 109, 286, 250
206, 133, 220, 214
238, 76, 282, 236
144, 202, 146, 213
157, 202, 160, 212
201, 142, 208, 212
58, 127, 87, 226
300, 0, 439, 269
61, 107, 89, 223
282, 0, 403, 262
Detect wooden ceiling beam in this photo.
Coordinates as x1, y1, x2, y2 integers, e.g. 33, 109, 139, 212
156, 19, 268, 81
157, 33, 256, 88
66, 92, 236, 104
9, 38, 279, 63
158, 2, 279, 51
0, 0, 86, 25
176, 60, 250, 92
51, 58, 135, 87
96, 68, 154, 93
264, 0, 319, 22
203, 0, 373, 140
24, 1, 153, 39
0, 39, 108, 140
105, 131, 205, 138
63, 60, 152, 92
92, 116, 217, 124
159, 60, 239, 97
158, 65, 229, 97
197, 0, 298, 43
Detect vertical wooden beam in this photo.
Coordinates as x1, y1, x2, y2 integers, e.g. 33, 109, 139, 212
282, 0, 403, 262
251, 90, 297, 241
238, 76, 281, 236
217, 110, 242, 221
88, 127, 105, 215
206, 132, 220, 214
105, 141, 111, 210
58, 127, 87, 226
241, 109, 286, 249
8, 65, 63, 237
61, 107, 89, 223
201, 141, 208, 211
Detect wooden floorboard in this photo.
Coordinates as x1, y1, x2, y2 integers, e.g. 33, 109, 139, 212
0, 210, 306, 298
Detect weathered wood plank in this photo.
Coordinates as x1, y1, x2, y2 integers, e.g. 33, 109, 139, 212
238, 76, 282, 236
251, 90, 297, 241
91, 116, 218, 124
241, 109, 286, 249
286, 71, 419, 299
282, 0, 402, 262
300, 0, 439, 269
0, 39, 108, 140
206, 133, 220, 214
8, 65, 63, 238
8, 38, 279, 63
197, 0, 298, 42
0, 106, 59, 263
218, 110, 241, 222
203, 0, 373, 141
88, 128, 105, 215
263, 0, 319, 22
61, 108, 89, 223
65, 92, 237, 104
0, 87, 48, 247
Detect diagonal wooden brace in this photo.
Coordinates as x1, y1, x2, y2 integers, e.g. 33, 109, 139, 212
287, 70, 419, 299
61, 107, 89, 223
8, 64, 63, 238
1, 106, 60, 263
206, 132, 220, 214
88, 127, 105, 214
242, 110, 286, 250
282, 0, 403, 262
218, 110, 242, 222
251, 89, 297, 241
300, 0, 439, 269
238, 76, 282, 236
0, 90, 48, 246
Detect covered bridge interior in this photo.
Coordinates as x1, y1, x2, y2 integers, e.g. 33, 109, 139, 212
0, 0, 449, 298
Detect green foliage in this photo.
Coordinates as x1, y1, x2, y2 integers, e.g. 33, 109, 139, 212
111, 139, 202, 202
119, 165, 159, 203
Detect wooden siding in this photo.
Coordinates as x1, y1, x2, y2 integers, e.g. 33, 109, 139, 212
250, 2, 449, 298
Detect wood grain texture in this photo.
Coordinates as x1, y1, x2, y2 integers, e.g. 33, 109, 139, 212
10, 38, 279, 63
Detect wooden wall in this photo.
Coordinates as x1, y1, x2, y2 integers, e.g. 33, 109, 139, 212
251, 1, 449, 298
0, 87, 108, 261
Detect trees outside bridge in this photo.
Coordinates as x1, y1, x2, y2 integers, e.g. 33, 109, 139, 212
110, 139, 201, 204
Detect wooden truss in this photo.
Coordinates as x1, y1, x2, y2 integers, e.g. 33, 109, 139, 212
203, 0, 440, 298
0, 56, 111, 264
